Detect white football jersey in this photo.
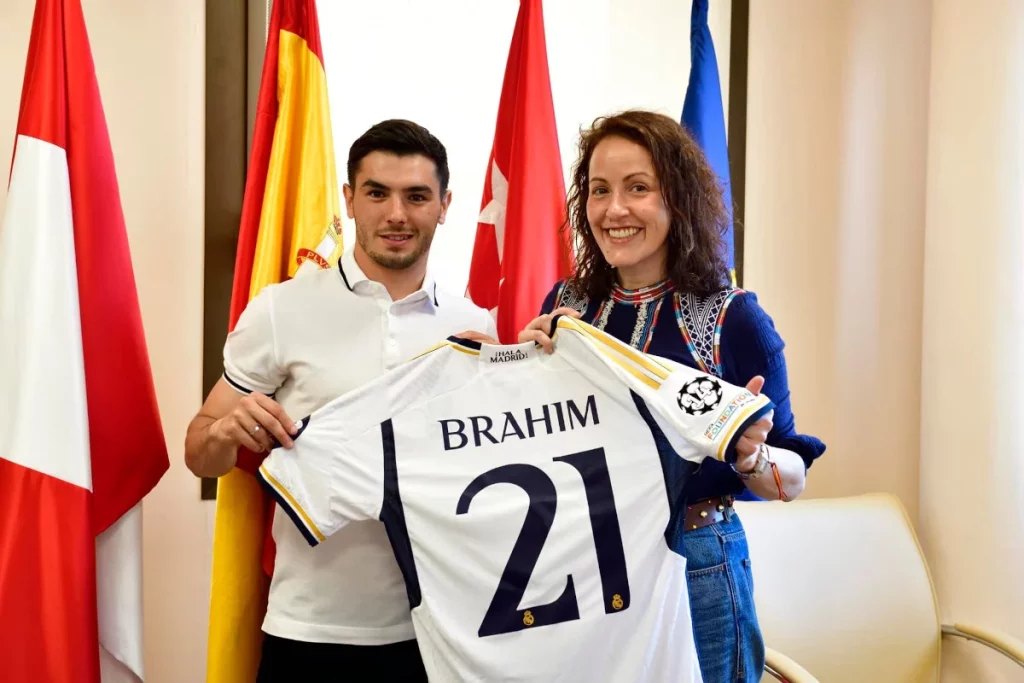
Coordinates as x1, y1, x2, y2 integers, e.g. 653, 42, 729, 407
258, 315, 774, 682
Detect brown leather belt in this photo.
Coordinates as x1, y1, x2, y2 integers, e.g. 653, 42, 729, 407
683, 496, 734, 532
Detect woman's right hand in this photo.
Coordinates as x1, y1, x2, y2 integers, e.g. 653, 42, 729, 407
208, 391, 297, 452
518, 307, 582, 353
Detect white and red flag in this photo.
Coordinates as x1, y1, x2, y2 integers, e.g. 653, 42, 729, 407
0, 0, 170, 681
467, 0, 573, 343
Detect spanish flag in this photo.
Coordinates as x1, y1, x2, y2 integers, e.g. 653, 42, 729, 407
205, 1, 341, 681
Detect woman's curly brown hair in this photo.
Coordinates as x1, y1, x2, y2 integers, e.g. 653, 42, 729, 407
563, 109, 731, 300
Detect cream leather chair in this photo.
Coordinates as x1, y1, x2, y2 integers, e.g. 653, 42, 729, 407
734, 493, 1024, 682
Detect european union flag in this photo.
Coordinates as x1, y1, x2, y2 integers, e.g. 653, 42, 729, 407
681, 0, 735, 285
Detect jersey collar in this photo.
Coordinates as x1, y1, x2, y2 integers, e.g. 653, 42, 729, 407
338, 247, 439, 307
446, 335, 540, 366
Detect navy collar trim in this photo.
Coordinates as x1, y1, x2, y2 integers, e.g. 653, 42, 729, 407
337, 259, 439, 307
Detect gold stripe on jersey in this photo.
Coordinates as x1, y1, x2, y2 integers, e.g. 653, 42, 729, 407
555, 316, 669, 386
258, 464, 326, 543
407, 338, 482, 364
447, 341, 481, 357
595, 346, 661, 389
557, 316, 671, 380
714, 396, 771, 462
408, 340, 450, 362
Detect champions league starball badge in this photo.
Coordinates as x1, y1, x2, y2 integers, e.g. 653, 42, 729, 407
677, 378, 724, 416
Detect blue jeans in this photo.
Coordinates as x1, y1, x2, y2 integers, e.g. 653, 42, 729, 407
676, 509, 765, 682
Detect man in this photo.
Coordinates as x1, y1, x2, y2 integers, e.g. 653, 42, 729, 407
185, 119, 496, 681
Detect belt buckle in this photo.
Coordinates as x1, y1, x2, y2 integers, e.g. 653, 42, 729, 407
685, 496, 730, 532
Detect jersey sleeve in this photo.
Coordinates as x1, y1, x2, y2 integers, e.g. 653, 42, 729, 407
256, 341, 465, 546
554, 316, 774, 465
256, 408, 386, 547
222, 286, 286, 395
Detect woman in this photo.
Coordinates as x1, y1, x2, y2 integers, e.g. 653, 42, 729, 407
519, 110, 826, 682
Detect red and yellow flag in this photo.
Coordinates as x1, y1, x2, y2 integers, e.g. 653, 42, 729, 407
206, 1, 341, 681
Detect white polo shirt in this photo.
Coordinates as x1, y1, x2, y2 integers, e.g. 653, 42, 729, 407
221, 247, 497, 644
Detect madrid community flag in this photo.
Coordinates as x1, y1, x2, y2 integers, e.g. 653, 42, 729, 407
681, 0, 736, 284
206, 0, 342, 681
467, 0, 572, 343
0, 0, 170, 681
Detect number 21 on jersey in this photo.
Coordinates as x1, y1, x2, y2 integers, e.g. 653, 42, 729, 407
456, 447, 631, 638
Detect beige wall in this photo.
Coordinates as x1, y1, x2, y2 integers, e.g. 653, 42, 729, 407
747, 0, 1023, 680
745, 0, 932, 522
919, 2, 1024, 680
0, 1, 210, 682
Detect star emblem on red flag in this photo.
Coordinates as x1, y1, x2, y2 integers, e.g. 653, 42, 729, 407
477, 161, 508, 262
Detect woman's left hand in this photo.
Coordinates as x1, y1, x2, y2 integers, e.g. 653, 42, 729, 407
733, 376, 773, 472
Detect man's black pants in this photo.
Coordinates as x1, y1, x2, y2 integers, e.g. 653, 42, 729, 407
255, 633, 428, 682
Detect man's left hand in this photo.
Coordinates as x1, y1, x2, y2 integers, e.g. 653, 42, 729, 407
455, 330, 499, 344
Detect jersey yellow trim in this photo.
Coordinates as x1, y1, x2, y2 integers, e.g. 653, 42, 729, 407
407, 339, 483, 367
408, 340, 450, 362
447, 342, 481, 357
715, 396, 771, 462
594, 346, 661, 389
555, 316, 669, 383
258, 464, 326, 542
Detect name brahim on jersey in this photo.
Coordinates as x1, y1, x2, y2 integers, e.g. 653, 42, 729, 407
439, 394, 600, 451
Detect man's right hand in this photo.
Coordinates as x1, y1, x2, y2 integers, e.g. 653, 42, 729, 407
185, 379, 298, 478
208, 392, 298, 452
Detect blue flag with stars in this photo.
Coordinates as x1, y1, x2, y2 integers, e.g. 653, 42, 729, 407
681, 0, 735, 285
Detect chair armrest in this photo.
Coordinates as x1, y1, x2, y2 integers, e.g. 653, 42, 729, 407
942, 623, 1024, 668
763, 646, 819, 682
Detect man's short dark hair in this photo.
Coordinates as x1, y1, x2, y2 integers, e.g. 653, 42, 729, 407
347, 119, 450, 194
